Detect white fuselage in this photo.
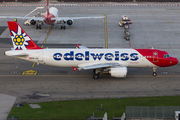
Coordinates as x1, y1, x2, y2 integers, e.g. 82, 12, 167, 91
49, 7, 58, 18
5, 48, 156, 68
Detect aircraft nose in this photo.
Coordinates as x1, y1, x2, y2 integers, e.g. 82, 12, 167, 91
171, 57, 179, 65
4, 51, 7, 56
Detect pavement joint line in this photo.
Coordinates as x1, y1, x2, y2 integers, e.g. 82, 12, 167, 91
165, 22, 180, 23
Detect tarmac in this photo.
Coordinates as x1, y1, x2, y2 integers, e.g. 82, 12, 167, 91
0, 1, 180, 120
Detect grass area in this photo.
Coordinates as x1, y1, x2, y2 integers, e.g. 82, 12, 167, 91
8, 96, 180, 120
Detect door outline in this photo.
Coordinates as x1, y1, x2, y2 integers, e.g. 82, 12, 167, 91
153, 52, 158, 62
38, 52, 44, 63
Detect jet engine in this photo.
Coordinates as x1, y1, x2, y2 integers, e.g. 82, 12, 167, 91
109, 67, 127, 78
67, 19, 73, 26
30, 19, 36, 25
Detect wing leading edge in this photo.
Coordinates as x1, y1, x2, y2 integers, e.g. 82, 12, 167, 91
53, 16, 105, 21
0, 16, 44, 21
73, 62, 121, 71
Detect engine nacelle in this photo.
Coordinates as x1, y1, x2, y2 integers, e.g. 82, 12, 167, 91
67, 19, 73, 26
110, 67, 127, 78
30, 19, 36, 25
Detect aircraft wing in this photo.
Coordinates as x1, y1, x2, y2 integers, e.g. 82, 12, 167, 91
53, 16, 104, 21
0, 16, 44, 21
73, 62, 120, 71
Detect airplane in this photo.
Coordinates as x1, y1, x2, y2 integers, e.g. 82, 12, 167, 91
0, 0, 104, 29
5, 21, 178, 79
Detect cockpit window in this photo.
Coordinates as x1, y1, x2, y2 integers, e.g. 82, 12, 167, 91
164, 54, 172, 58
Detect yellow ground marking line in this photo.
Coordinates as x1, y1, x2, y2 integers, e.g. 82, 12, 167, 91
43, 40, 46, 44
32, 63, 35, 67
104, 14, 108, 49
22, 70, 37, 75
31, 24, 53, 68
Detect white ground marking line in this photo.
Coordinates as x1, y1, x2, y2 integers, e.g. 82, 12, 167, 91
24, 7, 44, 17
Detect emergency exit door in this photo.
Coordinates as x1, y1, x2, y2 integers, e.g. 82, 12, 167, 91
38, 52, 44, 63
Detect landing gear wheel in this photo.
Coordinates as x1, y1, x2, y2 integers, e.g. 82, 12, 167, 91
152, 67, 157, 76
61, 26, 66, 29
153, 72, 157, 76
93, 74, 99, 79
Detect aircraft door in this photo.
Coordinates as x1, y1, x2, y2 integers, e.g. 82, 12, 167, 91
153, 51, 158, 62
38, 52, 44, 63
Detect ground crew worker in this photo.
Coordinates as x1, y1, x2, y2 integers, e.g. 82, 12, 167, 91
122, 15, 128, 21
15, 18, 17, 22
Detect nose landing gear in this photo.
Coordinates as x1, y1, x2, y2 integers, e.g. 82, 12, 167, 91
61, 26, 66, 29
152, 67, 157, 76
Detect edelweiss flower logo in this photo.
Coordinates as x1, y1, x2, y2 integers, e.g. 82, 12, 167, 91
154, 52, 158, 56
11, 25, 30, 50
13, 35, 24, 46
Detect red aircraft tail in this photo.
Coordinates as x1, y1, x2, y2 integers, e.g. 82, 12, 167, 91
7, 21, 42, 50
47, 0, 50, 16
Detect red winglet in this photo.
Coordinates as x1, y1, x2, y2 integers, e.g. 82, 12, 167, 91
72, 66, 78, 71
76, 44, 80, 48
